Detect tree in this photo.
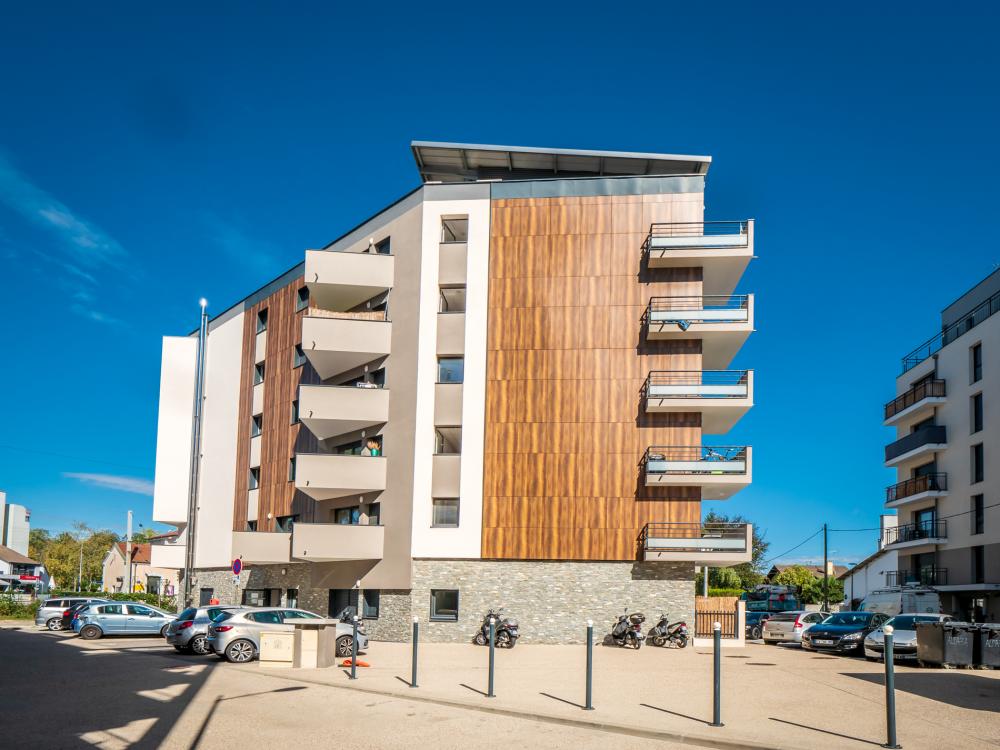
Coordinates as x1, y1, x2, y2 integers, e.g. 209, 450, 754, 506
772, 565, 845, 605
130, 527, 157, 543
42, 523, 119, 591
772, 564, 817, 591
29, 528, 52, 563
703, 511, 769, 589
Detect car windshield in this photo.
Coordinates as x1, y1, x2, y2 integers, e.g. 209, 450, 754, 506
768, 612, 802, 622
822, 613, 871, 626
177, 608, 198, 621
207, 608, 231, 621
884, 615, 938, 630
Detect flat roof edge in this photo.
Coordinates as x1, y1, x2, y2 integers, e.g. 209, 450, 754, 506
410, 140, 712, 164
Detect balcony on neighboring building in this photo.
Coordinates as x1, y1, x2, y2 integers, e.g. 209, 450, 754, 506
294, 453, 387, 501
885, 473, 948, 509
883, 378, 946, 426
298, 384, 390, 440
231, 531, 292, 564
643, 296, 753, 369
291, 521, 384, 562
883, 520, 947, 552
884, 425, 947, 467
640, 522, 753, 565
301, 309, 392, 380
644, 220, 753, 296
642, 370, 753, 433
885, 567, 948, 587
643, 446, 752, 500
304, 249, 394, 312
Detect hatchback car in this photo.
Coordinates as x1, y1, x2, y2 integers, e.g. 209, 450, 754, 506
35, 597, 107, 631
166, 605, 242, 654
61, 599, 111, 631
801, 611, 890, 655
762, 610, 830, 644
864, 613, 953, 661
74, 602, 175, 640
207, 608, 369, 663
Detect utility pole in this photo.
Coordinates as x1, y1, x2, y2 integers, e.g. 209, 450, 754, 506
822, 523, 829, 612
77, 542, 83, 592
125, 510, 133, 594
183, 299, 210, 607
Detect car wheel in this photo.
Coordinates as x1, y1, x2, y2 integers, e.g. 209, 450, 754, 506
750, 626, 762, 640
190, 635, 211, 655
80, 625, 102, 641
46, 617, 63, 631
225, 639, 256, 663
160, 625, 170, 637
336, 635, 354, 658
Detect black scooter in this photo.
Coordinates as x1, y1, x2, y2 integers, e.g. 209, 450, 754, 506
610, 608, 645, 649
647, 613, 689, 648
473, 608, 519, 648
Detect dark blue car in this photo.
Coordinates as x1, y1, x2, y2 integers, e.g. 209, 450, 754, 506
801, 611, 889, 655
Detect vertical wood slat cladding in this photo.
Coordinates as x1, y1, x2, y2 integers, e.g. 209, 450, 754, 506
482, 194, 705, 561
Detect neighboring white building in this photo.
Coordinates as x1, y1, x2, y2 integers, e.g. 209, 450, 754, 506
839, 514, 898, 608
0, 490, 30, 558
0, 544, 50, 593
101, 541, 180, 596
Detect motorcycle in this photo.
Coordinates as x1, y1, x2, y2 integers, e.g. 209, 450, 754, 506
646, 613, 689, 648
610, 608, 646, 649
473, 608, 519, 648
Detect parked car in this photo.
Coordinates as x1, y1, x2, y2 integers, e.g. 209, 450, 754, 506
61, 599, 111, 631
801, 611, 890, 655
74, 602, 175, 640
860, 586, 942, 616
745, 611, 771, 640
207, 608, 369, 663
166, 605, 242, 654
762, 610, 830, 645
35, 597, 107, 631
863, 613, 953, 661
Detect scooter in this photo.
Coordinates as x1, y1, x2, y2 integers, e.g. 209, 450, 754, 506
647, 613, 689, 648
610, 608, 646, 649
473, 608, 519, 648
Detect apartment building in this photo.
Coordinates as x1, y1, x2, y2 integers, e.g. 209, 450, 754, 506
152, 142, 756, 642
883, 268, 1000, 622
0, 490, 31, 558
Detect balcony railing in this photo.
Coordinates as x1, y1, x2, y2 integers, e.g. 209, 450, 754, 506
884, 520, 947, 546
644, 446, 748, 475
643, 370, 749, 399
640, 522, 750, 553
884, 379, 946, 421
307, 307, 388, 322
886, 568, 948, 587
645, 221, 750, 250
885, 473, 947, 504
902, 287, 1000, 372
884, 425, 947, 463
644, 295, 750, 325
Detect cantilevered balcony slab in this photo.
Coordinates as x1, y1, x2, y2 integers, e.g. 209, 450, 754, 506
291, 522, 384, 562
883, 378, 946, 427
645, 221, 753, 296
295, 453, 387, 501
884, 425, 947, 468
641, 523, 752, 565
301, 312, 392, 380
644, 296, 753, 369
882, 521, 947, 553
305, 249, 394, 311
644, 446, 751, 500
299, 384, 390, 440
231, 532, 291, 564
885, 473, 947, 509
643, 371, 753, 434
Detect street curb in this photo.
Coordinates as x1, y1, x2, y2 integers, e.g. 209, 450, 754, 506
236, 665, 799, 750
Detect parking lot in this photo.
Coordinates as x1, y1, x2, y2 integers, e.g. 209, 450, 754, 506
1, 621, 997, 750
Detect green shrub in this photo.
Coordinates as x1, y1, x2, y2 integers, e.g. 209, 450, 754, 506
0, 594, 41, 619
707, 588, 744, 598
49, 590, 177, 613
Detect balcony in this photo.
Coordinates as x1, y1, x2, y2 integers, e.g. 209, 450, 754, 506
642, 371, 753, 433
644, 221, 753, 296
231, 531, 291, 564
885, 473, 948, 509
885, 568, 948, 587
301, 310, 392, 380
883, 379, 946, 426
291, 522, 384, 562
884, 425, 947, 467
644, 296, 753, 369
883, 520, 947, 552
304, 249, 394, 311
298, 384, 390, 440
640, 522, 753, 565
294, 453, 387, 501
150, 538, 186, 569
643, 446, 752, 500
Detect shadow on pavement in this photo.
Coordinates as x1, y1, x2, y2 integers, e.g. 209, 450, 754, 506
539, 691, 585, 710
639, 702, 710, 726
769, 717, 883, 746
843, 671, 1000, 712
189, 686, 308, 749
459, 682, 489, 697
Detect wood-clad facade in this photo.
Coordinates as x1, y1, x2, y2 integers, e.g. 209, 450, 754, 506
482, 193, 706, 561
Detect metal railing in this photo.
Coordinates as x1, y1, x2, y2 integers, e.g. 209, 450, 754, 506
884, 425, 947, 463
884, 379, 946, 420
645, 221, 750, 248
639, 523, 749, 552
644, 295, 750, 327
902, 288, 1000, 372
884, 520, 947, 546
885, 568, 948, 587
885, 473, 947, 503
644, 446, 748, 474
643, 370, 749, 399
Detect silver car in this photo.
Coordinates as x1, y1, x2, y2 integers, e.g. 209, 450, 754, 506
762, 611, 830, 644
34, 597, 108, 631
864, 613, 953, 660
207, 607, 369, 663
165, 605, 242, 654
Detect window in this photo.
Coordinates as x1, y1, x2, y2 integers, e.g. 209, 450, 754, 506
430, 589, 459, 622
199, 588, 215, 606
242, 589, 269, 608
254, 362, 265, 385
334, 506, 361, 525
973, 495, 985, 535
438, 357, 464, 383
286, 589, 299, 609
972, 393, 984, 433
275, 514, 298, 533
99, 604, 124, 615
251, 414, 262, 438
328, 589, 358, 619
126, 604, 153, 616
441, 217, 469, 243
291, 400, 299, 424
146, 576, 161, 595
366, 502, 381, 525
256, 309, 268, 333
287, 457, 296, 482
247, 610, 283, 624
293, 343, 306, 368
972, 443, 984, 484
439, 286, 467, 313
362, 589, 380, 619
971, 343, 983, 383
435, 428, 462, 454
973, 546, 985, 584
373, 237, 391, 255
246, 520, 258, 532
296, 286, 309, 312
248, 467, 260, 490
432, 498, 460, 527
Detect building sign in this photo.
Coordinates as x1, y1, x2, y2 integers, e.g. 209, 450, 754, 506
18, 575, 40, 581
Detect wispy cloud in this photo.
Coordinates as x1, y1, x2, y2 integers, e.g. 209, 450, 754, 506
64, 473, 154, 496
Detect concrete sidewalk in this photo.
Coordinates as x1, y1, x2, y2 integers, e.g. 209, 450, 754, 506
244, 640, 1000, 750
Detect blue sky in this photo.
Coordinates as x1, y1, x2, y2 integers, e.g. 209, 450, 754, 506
1, 3, 998, 564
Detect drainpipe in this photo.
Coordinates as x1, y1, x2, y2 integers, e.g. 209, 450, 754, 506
183, 299, 209, 607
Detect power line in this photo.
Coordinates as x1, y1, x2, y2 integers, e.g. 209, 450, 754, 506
829, 500, 1000, 533
761, 527, 823, 566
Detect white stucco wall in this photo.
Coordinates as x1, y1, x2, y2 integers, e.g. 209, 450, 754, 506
152, 337, 197, 526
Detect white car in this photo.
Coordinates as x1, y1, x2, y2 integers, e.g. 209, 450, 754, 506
864, 613, 953, 660
762, 611, 829, 644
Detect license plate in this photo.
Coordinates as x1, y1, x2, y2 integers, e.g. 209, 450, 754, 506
814, 639, 834, 645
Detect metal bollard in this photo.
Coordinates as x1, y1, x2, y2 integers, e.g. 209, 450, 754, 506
711, 621, 724, 727
882, 625, 901, 749
487, 616, 496, 698
585, 619, 594, 710
411, 616, 419, 688
349, 615, 358, 680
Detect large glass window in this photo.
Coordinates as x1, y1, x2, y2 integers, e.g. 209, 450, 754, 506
432, 498, 460, 528
254, 362, 265, 385
972, 392, 984, 434
296, 287, 309, 312
437, 357, 464, 383
971, 343, 983, 383
972, 443, 985, 484
328, 589, 358, 619
973, 546, 985, 584
242, 589, 269, 608
293, 344, 306, 368
362, 590, 380, 619
972, 494, 985, 535
439, 286, 467, 313
248, 467, 260, 490
251, 414, 262, 438
435, 428, 462, 454
287, 457, 296, 482
441, 217, 469, 243
275, 514, 298, 533
334, 506, 361, 525
430, 589, 459, 622
290, 400, 299, 424
256, 309, 268, 333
